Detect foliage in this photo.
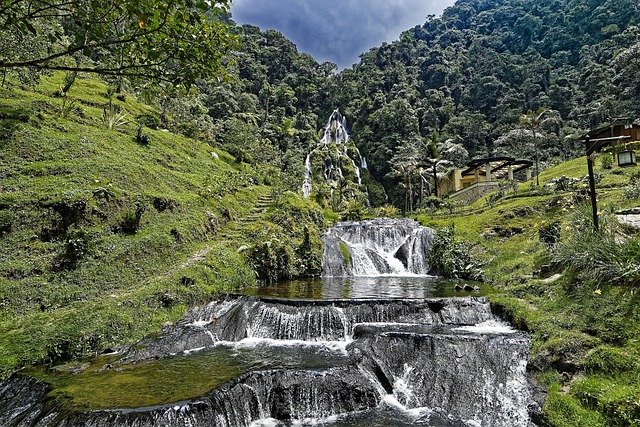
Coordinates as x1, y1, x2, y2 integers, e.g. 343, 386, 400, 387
328, 0, 639, 206
243, 237, 293, 284
0, 0, 236, 88
624, 172, 640, 199
601, 153, 613, 170
340, 200, 367, 221
552, 207, 640, 289
428, 227, 483, 280
102, 100, 129, 131
372, 205, 400, 218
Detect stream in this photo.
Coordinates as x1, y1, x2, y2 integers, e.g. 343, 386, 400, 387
0, 219, 538, 426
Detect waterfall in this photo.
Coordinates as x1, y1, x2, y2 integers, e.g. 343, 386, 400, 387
1, 296, 535, 427
302, 153, 312, 198
322, 218, 435, 277
0, 218, 536, 427
301, 109, 364, 199
321, 109, 349, 146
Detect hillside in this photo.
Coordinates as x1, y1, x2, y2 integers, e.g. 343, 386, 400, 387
331, 0, 640, 206
419, 157, 640, 426
0, 74, 326, 378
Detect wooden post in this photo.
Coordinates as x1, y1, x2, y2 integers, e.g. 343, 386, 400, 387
586, 137, 599, 232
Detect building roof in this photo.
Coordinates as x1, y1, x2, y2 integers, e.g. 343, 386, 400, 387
462, 157, 533, 179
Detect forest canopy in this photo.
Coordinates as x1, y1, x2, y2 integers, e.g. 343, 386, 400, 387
0, 0, 236, 88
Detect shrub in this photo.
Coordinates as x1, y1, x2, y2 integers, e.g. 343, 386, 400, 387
624, 172, 640, 199
341, 199, 367, 221
53, 228, 91, 271
539, 221, 561, 249
601, 152, 613, 169
0, 210, 12, 236
428, 227, 483, 280
243, 237, 293, 284
135, 124, 150, 145
552, 207, 640, 288
373, 204, 399, 218
115, 203, 146, 234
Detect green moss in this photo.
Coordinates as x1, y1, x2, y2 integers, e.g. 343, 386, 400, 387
339, 241, 352, 267
28, 350, 246, 410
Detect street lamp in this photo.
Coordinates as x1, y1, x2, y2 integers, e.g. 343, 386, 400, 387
617, 149, 637, 167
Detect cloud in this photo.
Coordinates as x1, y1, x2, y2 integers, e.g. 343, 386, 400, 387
231, 0, 456, 68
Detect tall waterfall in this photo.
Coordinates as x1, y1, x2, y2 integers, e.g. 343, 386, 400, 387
301, 109, 363, 199
302, 153, 312, 198
323, 218, 435, 277
321, 109, 350, 146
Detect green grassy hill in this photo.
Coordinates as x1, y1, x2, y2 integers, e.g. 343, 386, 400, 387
419, 157, 640, 426
0, 75, 299, 378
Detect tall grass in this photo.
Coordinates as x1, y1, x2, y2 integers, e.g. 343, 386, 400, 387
553, 205, 640, 289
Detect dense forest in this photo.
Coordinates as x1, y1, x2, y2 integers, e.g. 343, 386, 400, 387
331, 0, 640, 206
212, 0, 640, 208
5, 0, 637, 210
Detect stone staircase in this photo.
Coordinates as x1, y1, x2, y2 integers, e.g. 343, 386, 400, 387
220, 193, 275, 241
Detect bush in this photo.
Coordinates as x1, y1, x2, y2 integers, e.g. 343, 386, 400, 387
0, 210, 12, 236
341, 200, 367, 221
244, 237, 293, 284
115, 203, 146, 234
372, 204, 399, 218
601, 152, 613, 169
552, 207, 640, 288
53, 228, 91, 271
428, 227, 483, 280
624, 172, 640, 199
539, 221, 561, 249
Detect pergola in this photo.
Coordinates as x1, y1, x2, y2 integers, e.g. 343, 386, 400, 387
461, 157, 533, 182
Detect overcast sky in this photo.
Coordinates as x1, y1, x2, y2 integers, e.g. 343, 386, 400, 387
230, 0, 457, 69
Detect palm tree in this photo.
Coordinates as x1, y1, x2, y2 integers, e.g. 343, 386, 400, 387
519, 108, 561, 186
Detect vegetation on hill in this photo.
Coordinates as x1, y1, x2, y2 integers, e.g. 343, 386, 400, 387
419, 156, 640, 426
330, 0, 640, 207
0, 74, 326, 378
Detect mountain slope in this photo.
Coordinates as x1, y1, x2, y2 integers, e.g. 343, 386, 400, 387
0, 74, 285, 377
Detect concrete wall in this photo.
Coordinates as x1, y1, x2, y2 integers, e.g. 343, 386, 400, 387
448, 181, 500, 205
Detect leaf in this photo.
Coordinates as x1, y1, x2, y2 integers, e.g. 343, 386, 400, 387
22, 19, 38, 35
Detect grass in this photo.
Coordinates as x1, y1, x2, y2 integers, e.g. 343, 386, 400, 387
417, 155, 640, 426
0, 74, 298, 378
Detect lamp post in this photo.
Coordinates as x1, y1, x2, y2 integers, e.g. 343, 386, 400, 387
584, 135, 633, 232
585, 137, 599, 232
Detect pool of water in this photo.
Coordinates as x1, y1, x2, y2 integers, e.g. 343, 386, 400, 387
27, 341, 352, 410
242, 276, 492, 300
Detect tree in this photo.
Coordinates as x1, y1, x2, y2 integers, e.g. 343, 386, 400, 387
388, 139, 421, 213
423, 134, 468, 198
0, 0, 236, 88
518, 108, 561, 186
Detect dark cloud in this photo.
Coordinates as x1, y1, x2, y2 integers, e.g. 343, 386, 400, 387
231, 0, 456, 69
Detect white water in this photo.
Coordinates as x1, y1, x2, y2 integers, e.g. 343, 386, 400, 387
454, 319, 517, 334
323, 219, 435, 277
302, 109, 362, 198
302, 153, 312, 198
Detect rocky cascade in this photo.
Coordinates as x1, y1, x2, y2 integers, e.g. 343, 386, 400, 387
322, 218, 435, 277
0, 295, 539, 426
120, 296, 493, 363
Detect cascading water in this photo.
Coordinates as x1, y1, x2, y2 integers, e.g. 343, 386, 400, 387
323, 218, 435, 277
302, 153, 312, 198
0, 219, 538, 427
301, 110, 363, 200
